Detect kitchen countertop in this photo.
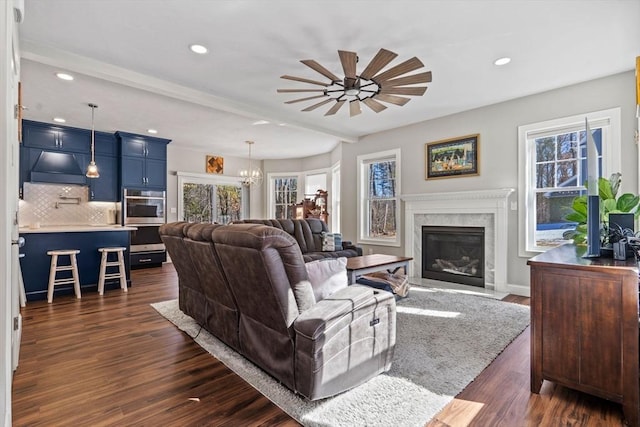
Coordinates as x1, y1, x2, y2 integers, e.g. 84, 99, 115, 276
19, 225, 138, 233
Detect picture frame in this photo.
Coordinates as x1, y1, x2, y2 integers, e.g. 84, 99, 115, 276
206, 155, 224, 174
425, 134, 479, 179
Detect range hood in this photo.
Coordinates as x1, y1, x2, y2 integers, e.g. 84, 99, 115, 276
30, 151, 87, 185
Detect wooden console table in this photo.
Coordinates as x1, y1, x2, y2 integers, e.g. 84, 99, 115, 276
528, 244, 639, 426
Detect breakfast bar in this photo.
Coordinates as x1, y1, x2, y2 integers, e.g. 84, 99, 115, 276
19, 225, 137, 301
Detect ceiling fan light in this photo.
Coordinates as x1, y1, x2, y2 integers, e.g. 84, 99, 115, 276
280, 48, 430, 117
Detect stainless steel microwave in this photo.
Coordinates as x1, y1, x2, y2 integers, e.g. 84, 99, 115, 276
123, 189, 166, 225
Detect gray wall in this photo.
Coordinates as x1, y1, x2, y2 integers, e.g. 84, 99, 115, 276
340, 70, 637, 291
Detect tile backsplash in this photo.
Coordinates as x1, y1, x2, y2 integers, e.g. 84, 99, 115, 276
19, 183, 119, 227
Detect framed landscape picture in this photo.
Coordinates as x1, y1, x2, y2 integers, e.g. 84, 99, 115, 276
425, 134, 479, 179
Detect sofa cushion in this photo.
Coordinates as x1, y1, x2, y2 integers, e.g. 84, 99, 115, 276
305, 257, 348, 301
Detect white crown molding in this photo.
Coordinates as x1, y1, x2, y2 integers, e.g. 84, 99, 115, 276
20, 40, 358, 144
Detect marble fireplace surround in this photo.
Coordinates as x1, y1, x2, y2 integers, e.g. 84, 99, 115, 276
402, 189, 515, 293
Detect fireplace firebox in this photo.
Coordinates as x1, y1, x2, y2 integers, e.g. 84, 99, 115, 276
422, 226, 485, 287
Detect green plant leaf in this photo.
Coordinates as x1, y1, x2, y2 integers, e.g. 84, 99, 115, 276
599, 176, 615, 200
603, 198, 618, 213
564, 212, 586, 223
616, 193, 640, 212
571, 196, 587, 216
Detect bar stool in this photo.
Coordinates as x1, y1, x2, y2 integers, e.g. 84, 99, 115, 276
98, 247, 128, 295
46, 249, 81, 303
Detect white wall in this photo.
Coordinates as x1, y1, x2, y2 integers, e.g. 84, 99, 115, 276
340, 71, 637, 290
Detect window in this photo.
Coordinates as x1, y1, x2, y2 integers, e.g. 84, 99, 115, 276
518, 108, 621, 255
304, 172, 327, 197
177, 172, 247, 224
358, 149, 401, 247
268, 174, 299, 219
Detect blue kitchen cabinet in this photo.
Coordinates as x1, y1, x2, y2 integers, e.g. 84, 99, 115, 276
87, 132, 119, 201
19, 230, 132, 301
117, 131, 170, 191
94, 131, 118, 156
22, 120, 90, 153
88, 154, 119, 201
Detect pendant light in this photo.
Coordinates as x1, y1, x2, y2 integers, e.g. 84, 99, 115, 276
239, 140, 263, 187
86, 103, 99, 178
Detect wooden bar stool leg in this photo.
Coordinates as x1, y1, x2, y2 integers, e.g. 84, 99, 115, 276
47, 254, 58, 304
71, 253, 81, 300
117, 250, 127, 292
98, 250, 108, 295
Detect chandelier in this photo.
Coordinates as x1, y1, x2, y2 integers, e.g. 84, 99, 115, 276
85, 103, 99, 178
239, 140, 263, 187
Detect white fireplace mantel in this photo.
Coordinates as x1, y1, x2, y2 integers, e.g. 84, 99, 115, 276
402, 188, 515, 293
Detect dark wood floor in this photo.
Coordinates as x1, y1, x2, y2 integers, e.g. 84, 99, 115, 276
12, 264, 626, 426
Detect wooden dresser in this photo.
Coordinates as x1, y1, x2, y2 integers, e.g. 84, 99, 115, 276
528, 244, 639, 426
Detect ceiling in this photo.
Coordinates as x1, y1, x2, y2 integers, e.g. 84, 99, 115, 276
17, 0, 640, 160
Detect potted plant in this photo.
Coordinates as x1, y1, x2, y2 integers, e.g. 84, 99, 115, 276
562, 173, 640, 246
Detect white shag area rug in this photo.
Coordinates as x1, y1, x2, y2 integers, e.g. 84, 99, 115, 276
151, 285, 529, 426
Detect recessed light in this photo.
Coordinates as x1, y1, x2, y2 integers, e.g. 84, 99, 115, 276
55, 72, 74, 81
494, 57, 511, 66
252, 120, 270, 125
53, 117, 66, 123
147, 129, 158, 134
189, 44, 208, 54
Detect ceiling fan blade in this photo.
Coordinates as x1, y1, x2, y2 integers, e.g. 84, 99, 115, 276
277, 88, 326, 93
349, 100, 362, 117
284, 94, 327, 104
302, 98, 334, 112
280, 75, 330, 87
338, 50, 358, 80
375, 94, 411, 106
384, 71, 432, 87
300, 59, 341, 82
372, 57, 424, 83
362, 97, 388, 113
325, 100, 346, 116
360, 48, 398, 80
379, 86, 427, 96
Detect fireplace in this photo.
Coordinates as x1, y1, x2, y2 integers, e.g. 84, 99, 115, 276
422, 226, 485, 287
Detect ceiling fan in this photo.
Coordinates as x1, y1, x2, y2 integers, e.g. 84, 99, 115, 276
277, 48, 432, 117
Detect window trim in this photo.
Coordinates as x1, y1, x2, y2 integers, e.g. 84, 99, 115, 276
177, 171, 248, 222
357, 148, 401, 247
267, 172, 301, 219
517, 107, 621, 256
331, 162, 341, 233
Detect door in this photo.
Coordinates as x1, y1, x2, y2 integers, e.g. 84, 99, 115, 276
1, 1, 21, 422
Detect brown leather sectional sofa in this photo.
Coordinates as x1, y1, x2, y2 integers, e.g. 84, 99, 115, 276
159, 221, 396, 400
233, 218, 362, 261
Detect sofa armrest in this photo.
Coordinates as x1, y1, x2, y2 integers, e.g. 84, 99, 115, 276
342, 240, 363, 256
294, 284, 394, 339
